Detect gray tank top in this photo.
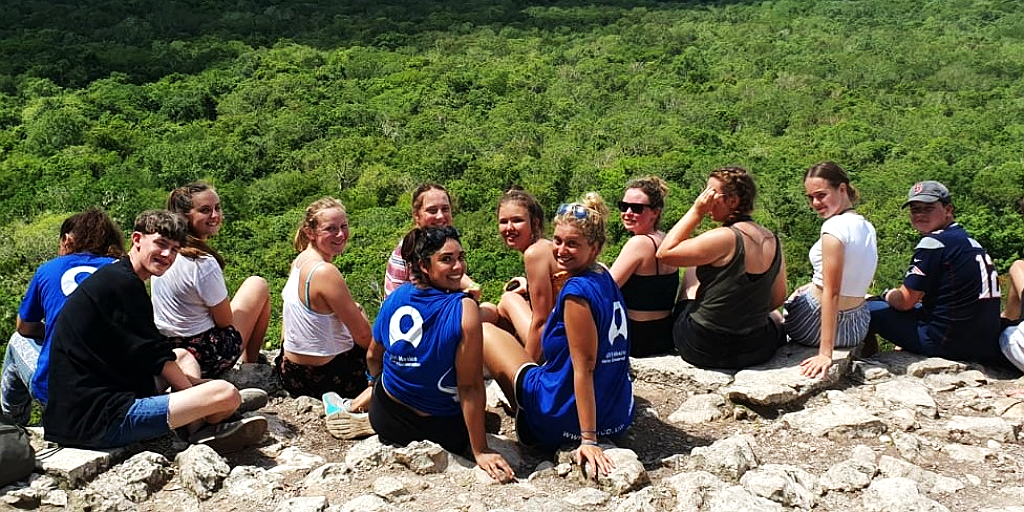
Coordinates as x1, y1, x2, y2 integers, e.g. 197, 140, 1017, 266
690, 226, 781, 336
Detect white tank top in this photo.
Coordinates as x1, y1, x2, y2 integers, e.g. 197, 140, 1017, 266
282, 262, 354, 356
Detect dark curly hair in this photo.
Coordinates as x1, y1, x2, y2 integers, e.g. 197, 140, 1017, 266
709, 166, 757, 222
400, 226, 462, 286
62, 208, 124, 258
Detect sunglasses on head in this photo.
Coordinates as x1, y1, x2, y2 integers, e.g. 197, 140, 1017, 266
617, 201, 650, 214
556, 203, 590, 220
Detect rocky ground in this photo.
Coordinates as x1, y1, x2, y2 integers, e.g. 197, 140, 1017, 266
4, 344, 1024, 512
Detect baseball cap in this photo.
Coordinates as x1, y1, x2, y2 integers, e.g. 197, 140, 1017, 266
902, 181, 951, 208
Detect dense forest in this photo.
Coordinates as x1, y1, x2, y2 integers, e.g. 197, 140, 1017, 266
1, 0, 1023, 349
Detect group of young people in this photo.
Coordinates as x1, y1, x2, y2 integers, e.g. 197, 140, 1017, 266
2, 163, 1023, 480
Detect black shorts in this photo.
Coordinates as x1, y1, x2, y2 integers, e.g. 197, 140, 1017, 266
628, 315, 675, 357
275, 346, 369, 399
368, 378, 469, 455
673, 305, 783, 370
513, 363, 540, 446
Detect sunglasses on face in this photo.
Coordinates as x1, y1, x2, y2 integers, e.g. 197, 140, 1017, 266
617, 201, 650, 214
556, 203, 591, 220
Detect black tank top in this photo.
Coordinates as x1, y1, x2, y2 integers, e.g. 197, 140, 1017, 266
690, 226, 781, 336
619, 235, 679, 311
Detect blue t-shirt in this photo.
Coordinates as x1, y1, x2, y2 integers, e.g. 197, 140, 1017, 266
19, 253, 116, 404
903, 223, 1001, 357
519, 268, 634, 448
372, 283, 467, 417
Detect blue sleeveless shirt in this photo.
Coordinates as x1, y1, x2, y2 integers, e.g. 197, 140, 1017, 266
372, 283, 466, 416
519, 268, 634, 448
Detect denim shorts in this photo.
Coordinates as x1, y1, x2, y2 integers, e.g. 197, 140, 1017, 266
101, 394, 171, 448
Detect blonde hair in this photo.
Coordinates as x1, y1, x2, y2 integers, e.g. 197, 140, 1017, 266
554, 192, 609, 251
294, 197, 346, 252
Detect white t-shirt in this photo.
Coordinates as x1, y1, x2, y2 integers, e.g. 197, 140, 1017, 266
152, 254, 229, 337
809, 212, 878, 297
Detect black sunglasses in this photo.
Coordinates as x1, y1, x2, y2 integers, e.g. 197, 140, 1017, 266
617, 201, 651, 214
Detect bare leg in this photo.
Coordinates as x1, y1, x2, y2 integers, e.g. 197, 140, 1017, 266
481, 323, 532, 411
1003, 260, 1024, 320
174, 349, 202, 382
231, 276, 271, 363
478, 302, 500, 325
168, 380, 240, 429
497, 291, 532, 344
349, 386, 373, 413
683, 267, 700, 300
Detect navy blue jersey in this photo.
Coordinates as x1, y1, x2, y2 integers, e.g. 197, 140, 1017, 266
372, 283, 466, 417
903, 223, 1001, 352
519, 268, 634, 448
19, 253, 116, 404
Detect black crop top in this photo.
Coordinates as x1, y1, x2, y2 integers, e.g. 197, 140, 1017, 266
619, 235, 680, 311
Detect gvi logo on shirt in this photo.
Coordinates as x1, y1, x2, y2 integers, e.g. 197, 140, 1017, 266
60, 266, 100, 296
607, 301, 628, 345
388, 305, 424, 348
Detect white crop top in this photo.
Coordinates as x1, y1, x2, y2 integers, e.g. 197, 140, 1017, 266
152, 254, 228, 337
282, 262, 354, 356
809, 212, 878, 297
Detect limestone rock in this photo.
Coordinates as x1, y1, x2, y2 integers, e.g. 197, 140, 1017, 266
782, 402, 886, 439
394, 440, 448, 474
592, 448, 649, 495
707, 485, 783, 512
890, 409, 920, 431
725, 344, 854, 406
27, 474, 58, 492
86, 451, 172, 503
301, 463, 351, 492
862, 477, 950, 512
891, 431, 929, 462
665, 471, 726, 512
346, 437, 395, 472
40, 489, 67, 507
820, 458, 877, 492
944, 416, 1017, 443
35, 444, 127, 487
175, 444, 229, 500
630, 355, 735, 392
2, 487, 43, 509
483, 433, 526, 472
274, 496, 329, 512
372, 474, 426, 502
851, 360, 892, 383
992, 398, 1024, 421
293, 395, 325, 418
485, 379, 509, 409
688, 434, 759, 481
739, 464, 818, 508
563, 487, 610, 507
877, 455, 965, 494
614, 486, 673, 512
668, 394, 726, 425
224, 465, 284, 499
272, 446, 327, 476
69, 488, 136, 512
874, 379, 938, 418
339, 494, 390, 512
941, 443, 993, 463
850, 444, 878, 464
907, 357, 967, 378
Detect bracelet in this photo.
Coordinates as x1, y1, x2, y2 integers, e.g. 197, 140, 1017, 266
365, 370, 376, 384
580, 439, 599, 446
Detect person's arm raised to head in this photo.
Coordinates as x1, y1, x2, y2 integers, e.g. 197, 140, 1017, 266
523, 243, 555, 362
455, 297, 515, 482
657, 187, 735, 268
565, 296, 615, 479
313, 264, 372, 348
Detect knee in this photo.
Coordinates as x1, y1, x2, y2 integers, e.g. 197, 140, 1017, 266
208, 380, 242, 410
244, 276, 270, 299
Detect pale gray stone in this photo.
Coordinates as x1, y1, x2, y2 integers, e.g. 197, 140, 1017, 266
27, 474, 58, 492
941, 443, 992, 463
851, 360, 892, 383
373, 475, 410, 502
688, 434, 759, 481
563, 487, 610, 507
992, 398, 1024, 421
225, 465, 284, 498
781, 403, 886, 439
956, 369, 987, 386
877, 455, 964, 494
874, 380, 938, 417
301, 463, 352, 491
276, 446, 326, 469
668, 394, 726, 425
346, 436, 395, 471
907, 357, 967, 378
614, 486, 672, 512
482, 434, 526, 472
175, 444, 229, 500
592, 448, 649, 495
740, 464, 818, 508
850, 445, 878, 464
339, 494, 390, 512
2, 487, 43, 509
890, 409, 920, 431
68, 488, 136, 512
41, 489, 67, 507
87, 451, 172, 503
485, 379, 509, 409
891, 431, 929, 462
275, 496, 329, 512
862, 477, 950, 512
944, 416, 1017, 443
724, 344, 854, 407
293, 395, 325, 418
820, 458, 876, 491
35, 444, 127, 487
707, 485, 783, 512
394, 440, 448, 474
630, 355, 735, 392
221, 360, 283, 395
666, 470, 726, 512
